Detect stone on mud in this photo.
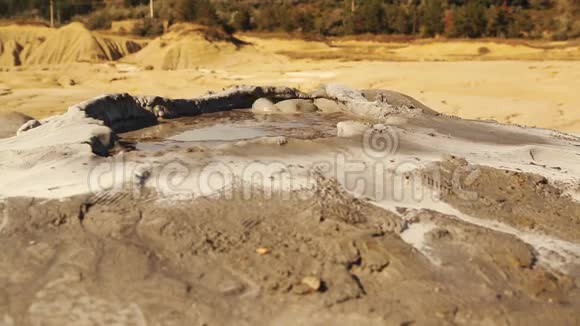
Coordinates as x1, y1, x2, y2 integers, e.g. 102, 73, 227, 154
301, 276, 322, 291
314, 98, 346, 113
16, 119, 41, 135
0, 111, 34, 138
252, 98, 278, 114
274, 99, 317, 114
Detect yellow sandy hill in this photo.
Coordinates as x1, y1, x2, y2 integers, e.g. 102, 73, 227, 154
0, 22, 145, 66
0, 25, 52, 66
25, 23, 144, 65
124, 23, 253, 70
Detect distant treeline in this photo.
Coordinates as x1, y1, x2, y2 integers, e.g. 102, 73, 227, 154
1, 0, 578, 39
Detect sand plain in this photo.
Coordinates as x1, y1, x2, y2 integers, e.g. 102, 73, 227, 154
0, 23, 579, 132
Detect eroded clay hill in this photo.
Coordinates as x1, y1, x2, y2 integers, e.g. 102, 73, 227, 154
122, 23, 263, 70
0, 23, 144, 66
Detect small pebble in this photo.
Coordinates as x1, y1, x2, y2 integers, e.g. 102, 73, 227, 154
301, 276, 321, 291
256, 247, 270, 255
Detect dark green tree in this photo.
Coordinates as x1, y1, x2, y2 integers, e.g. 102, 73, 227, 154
232, 7, 252, 32
353, 0, 386, 33
422, 0, 444, 36
487, 5, 512, 37
296, 11, 316, 33
386, 4, 411, 34
452, 0, 488, 37
508, 8, 533, 37
529, 0, 555, 9
408, 4, 421, 34
193, 0, 219, 26
258, 5, 281, 31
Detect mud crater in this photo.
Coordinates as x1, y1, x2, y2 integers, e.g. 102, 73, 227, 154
120, 110, 348, 151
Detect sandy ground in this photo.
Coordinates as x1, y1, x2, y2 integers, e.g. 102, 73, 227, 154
1, 60, 579, 132
0, 24, 579, 132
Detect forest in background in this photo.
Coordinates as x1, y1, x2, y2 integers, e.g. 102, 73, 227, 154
0, 0, 578, 40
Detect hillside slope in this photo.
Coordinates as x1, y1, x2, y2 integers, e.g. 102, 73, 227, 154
0, 23, 145, 66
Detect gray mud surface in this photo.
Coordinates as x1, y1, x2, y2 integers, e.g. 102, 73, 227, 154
1, 85, 580, 325
1, 180, 579, 325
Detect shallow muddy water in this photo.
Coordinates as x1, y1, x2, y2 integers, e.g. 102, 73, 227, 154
120, 109, 348, 151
